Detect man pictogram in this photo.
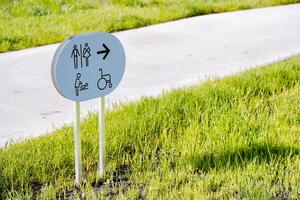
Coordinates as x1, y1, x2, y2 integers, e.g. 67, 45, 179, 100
71, 45, 80, 69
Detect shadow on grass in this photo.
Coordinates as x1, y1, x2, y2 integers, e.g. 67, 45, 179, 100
190, 142, 299, 173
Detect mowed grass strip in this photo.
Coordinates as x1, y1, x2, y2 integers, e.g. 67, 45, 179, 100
1, 0, 300, 52
0, 56, 300, 198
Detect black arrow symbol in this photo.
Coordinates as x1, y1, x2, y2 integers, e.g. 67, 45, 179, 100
97, 43, 110, 60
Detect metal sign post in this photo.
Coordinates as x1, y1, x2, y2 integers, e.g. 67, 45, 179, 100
74, 101, 82, 185
51, 32, 126, 185
99, 96, 105, 176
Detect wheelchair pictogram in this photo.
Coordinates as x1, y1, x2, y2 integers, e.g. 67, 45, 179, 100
97, 68, 112, 90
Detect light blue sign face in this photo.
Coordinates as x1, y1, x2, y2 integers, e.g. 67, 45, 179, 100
51, 32, 126, 102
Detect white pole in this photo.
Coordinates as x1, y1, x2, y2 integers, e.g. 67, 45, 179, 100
74, 101, 82, 185
99, 96, 106, 176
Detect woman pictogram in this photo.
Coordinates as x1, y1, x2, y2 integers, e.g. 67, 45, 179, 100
83, 43, 91, 67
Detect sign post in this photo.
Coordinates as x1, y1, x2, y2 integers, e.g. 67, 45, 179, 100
51, 32, 126, 185
74, 101, 82, 185
99, 96, 105, 176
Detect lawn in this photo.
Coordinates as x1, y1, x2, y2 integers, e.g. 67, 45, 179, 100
0, 55, 299, 199
1, 0, 300, 52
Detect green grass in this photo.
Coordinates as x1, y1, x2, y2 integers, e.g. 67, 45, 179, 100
1, 0, 300, 52
0, 55, 300, 199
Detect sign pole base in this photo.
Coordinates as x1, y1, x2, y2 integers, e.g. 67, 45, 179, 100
99, 96, 106, 177
74, 101, 82, 186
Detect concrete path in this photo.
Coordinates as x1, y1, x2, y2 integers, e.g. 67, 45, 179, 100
1, 4, 300, 147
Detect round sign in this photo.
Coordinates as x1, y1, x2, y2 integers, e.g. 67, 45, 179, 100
51, 32, 126, 102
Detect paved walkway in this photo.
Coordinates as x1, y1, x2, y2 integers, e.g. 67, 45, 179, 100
1, 4, 300, 146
